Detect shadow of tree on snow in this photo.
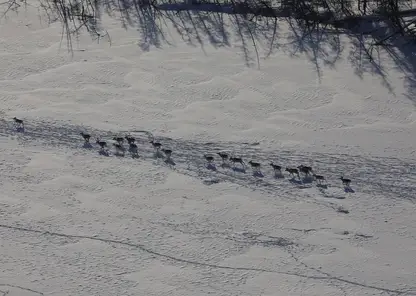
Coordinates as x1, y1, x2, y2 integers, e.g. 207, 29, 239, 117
23, 0, 416, 103
344, 18, 416, 102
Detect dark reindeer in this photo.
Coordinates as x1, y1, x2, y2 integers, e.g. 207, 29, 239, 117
217, 152, 229, 163
13, 117, 24, 128
80, 132, 91, 143
270, 162, 282, 174
113, 143, 125, 156
129, 142, 139, 157
150, 140, 162, 150
230, 156, 245, 168
248, 160, 261, 172
113, 137, 124, 145
313, 174, 326, 185
340, 176, 351, 187
96, 138, 107, 149
298, 165, 313, 176
162, 148, 172, 159
204, 154, 214, 163
125, 135, 136, 144
285, 167, 300, 179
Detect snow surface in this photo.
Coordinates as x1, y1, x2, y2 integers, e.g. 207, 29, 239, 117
1, 3, 416, 296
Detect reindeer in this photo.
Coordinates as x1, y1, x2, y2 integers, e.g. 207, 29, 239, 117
162, 148, 172, 159
125, 135, 136, 144
204, 154, 216, 169
248, 160, 261, 172
217, 152, 229, 163
128, 142, 139, 157
113, 143, 125, 156
113, 137, 124, 145
285, 167, 300, 179
298, 165, 313, 176
204, 154, 214, 163
13, 117, 24, 128
150, 140, 162, 151
313, 174, 326, 185
230, 156, 245, 168
270, 162, 282, 174
80, 132, 91, 143
96, 138, 107, 150
340, 176, 351, 187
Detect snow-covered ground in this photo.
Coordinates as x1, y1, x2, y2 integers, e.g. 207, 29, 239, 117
1, 3, 416, 296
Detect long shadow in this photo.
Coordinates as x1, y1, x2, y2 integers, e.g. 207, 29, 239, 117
284, 18, 343, 81
206, 163, 217, 171
232, 166, 246, 173
77, 0, 410, 97
346, 21, 395, 94
344, 186, 355, 193
138, 7, 165, 50
253, 170, 264, 178
384, 36, 416, 105
102, 0, 281, 67
2, 0, 416, 102
348, 17, 416, 102
274, 172, 285, 179
301, 175, 314, 184
82, 142, 93, 149
149, 3, 416, 102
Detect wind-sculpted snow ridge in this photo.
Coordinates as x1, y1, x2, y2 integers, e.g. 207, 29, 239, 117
1, 118, 415, 210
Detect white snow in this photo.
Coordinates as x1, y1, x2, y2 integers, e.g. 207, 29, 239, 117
1, 3, 416, 296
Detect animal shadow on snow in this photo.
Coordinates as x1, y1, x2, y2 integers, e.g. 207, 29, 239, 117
320, 189, 345, 199
289, 178, 311, 189
232, 166, 246, 173
301, 176, 314, 184
99, 149, 110, 157
344, 186, 355, 193
165, 158, 176, 166
253, 171, 264, 178
206, 163, 217, 171
221, 162, 231, 169
114, 151, 125, 157
274, 172, 285, 179
317, 184, 328, 189
82, 142, 93, 149
128, 147, 139, 159
289, 178, 302, 185
154, 151, 164, 159
203, 178, 221, 185
15, 126, 25, 133
130, 153, 140, 159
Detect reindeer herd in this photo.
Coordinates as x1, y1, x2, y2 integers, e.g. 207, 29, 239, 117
80, 131, 173, 160
12, 117, 353, 189
205, 151, 351, 187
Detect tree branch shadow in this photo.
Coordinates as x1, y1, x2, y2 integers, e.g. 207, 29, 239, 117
4, 0, 416, 103
346, 20, 395, 94
96, 0, 286, 68
283, 17, 343, 82
383, 36, 416, 105
344, 17, 416, 102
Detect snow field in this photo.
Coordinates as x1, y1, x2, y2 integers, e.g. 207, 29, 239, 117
1, 2, 416, 296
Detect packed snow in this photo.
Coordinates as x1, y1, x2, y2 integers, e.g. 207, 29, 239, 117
1, 2, 416, 296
